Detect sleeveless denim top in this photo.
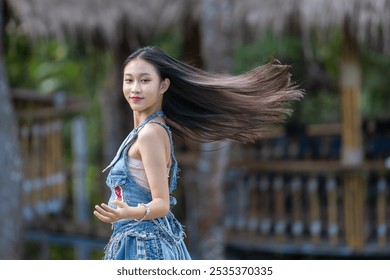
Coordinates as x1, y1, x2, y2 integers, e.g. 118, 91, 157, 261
102, 111, 191, 260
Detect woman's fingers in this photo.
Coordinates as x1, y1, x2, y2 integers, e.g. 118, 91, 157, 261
93, 208, 111, 223
100, 203, 116, 213
94, 200, 130, 223
93, 208, 112, 223
94, 204, 118, 223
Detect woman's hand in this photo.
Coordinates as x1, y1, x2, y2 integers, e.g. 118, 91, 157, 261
93, 200, 130, 224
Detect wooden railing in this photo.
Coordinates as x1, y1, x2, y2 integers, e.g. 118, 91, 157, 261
224, 123, 390, 257
12, 89, 101, 259
19, 118, 67, 221
12, 89, 89, 223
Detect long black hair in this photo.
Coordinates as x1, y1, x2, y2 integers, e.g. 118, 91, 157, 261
124, 46, 304, 143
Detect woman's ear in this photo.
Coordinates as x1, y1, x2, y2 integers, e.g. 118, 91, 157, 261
160, 78, 170, 94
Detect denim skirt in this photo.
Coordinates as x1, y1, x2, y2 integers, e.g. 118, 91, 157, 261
103, 212, 191, 260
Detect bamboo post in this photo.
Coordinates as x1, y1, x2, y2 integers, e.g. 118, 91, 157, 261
343, 172, 365, 250
340, 24, 365, 252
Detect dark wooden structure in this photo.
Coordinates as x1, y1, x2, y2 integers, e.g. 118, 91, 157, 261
13, 89, 83, 221
15, 89, 65, 222
12, 89, 111, 259
222, 122, 390, 258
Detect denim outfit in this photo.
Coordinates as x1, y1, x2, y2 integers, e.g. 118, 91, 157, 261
102, 111, 191, 260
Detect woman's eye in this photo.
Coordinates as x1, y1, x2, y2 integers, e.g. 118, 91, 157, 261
124, 79, 133, 83
141, 79, 150, 83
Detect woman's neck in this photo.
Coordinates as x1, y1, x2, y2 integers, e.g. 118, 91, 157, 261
133, 110, 162, 127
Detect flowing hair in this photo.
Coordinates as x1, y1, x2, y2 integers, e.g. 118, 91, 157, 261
124, 46, 304, 143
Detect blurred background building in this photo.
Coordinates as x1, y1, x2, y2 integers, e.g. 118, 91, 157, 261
1, 0, 390, 259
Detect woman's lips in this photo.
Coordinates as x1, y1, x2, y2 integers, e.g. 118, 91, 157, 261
130, 96, 142, 102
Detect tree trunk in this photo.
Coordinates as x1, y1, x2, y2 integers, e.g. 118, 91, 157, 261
187, 0, 233, 260
0, 0, 23, 259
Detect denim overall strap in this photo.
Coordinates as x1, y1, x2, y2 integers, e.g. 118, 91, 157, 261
102, 111, 165, 173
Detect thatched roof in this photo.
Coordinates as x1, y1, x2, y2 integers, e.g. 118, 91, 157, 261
232, 0, 390, 53
7, 0, 390, 52
7, 0, 187, 48
299, 0, 389, 44
232, 0, 299, 39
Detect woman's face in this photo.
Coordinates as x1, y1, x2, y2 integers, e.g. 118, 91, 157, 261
123, 58, 169, 113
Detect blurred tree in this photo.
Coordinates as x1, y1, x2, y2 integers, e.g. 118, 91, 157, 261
0, 0, 23, 259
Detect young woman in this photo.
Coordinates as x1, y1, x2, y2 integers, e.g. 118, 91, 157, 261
93, 46, 304, 260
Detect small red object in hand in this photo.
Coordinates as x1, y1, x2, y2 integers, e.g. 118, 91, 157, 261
114, 186, 123, 201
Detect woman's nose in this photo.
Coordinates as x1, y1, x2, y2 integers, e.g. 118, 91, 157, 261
131, 82, 141, 93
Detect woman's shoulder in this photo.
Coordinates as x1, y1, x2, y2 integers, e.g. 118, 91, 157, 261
137, 122, 172, 162
138, 122, 170, 145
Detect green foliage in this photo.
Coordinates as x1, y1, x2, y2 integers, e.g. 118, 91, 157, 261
312, 28, 343, 82
152, 28, 183, 60
90, 249, 105, 260
23, 241, 41, 259
299, 89, 340, 123
23, 242, 75, 260
48, 244, 75, 260
233, 31, 304, 75
361, 48, 390, 120
6, 34, 111, 95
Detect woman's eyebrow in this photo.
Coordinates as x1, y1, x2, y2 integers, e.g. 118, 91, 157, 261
124, 72, 151, 76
